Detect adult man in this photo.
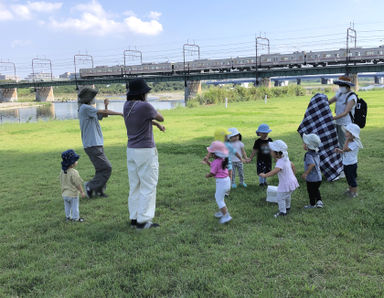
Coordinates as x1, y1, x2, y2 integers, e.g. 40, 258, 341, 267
78, 87, 123, 198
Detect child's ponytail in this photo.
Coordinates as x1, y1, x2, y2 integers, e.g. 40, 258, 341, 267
222, 157, 229, 170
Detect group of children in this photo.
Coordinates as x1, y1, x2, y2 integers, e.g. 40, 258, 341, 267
58, 122, 362, 224
203, 123, 363, 223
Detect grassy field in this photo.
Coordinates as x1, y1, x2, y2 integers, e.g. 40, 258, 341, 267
0, 90, 383, 297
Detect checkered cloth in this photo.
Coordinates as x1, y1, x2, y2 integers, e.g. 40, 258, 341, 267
297, 93, 343, 181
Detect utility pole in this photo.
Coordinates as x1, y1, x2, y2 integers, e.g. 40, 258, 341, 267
0, 61, 17, 81
123, 49, 143, 89
346, 23, 357, 75
183, 43, 200, 104
255, 36, 270, 86
32, 58, 53, 92
73, 54, 94, 90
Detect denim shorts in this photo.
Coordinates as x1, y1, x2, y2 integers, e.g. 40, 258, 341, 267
344, 163, 358, 188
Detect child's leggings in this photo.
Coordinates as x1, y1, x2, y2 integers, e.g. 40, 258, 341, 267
215, 177, 231, 209
277, 191, 293, 214
232, 161, 244, 184
63, 196, 79, 220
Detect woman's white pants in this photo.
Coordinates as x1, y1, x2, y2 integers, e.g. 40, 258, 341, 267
127, 147, 159, 223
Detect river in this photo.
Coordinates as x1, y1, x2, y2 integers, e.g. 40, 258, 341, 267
0, 98, 184, 124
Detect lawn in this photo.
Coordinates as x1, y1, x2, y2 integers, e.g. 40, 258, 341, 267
0, 90, 383, 297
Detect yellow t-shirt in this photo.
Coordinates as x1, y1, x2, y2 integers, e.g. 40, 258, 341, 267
60, 168, 83, 197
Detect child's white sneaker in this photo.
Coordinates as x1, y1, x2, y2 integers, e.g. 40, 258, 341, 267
316, 200, 324, 208
214, 211, 223, 218
219, 213, 232, 224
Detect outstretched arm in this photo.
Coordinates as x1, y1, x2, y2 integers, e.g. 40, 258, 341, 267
152, 120, 166, 132
97, 109, 123, 116
259, 167, 281, 178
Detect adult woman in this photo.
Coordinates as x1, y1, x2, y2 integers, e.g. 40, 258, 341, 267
123, 79, 165, 230
328, 76, 357, 148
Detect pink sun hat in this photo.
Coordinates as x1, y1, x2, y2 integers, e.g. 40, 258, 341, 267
207, 141, 229, 158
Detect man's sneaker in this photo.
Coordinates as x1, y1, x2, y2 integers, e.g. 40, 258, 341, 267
240, 182, 247, 187
304, 205, 316, 209
96, 192, 108, 198
214, 211, 224, 218
274, 212, 287, 218
130, 219, 137, 228
219, 213, 232, 224
84, 182, 93, 198
231, 183, 237, 189
316, 200, 324, 208
136, 221, 160, 230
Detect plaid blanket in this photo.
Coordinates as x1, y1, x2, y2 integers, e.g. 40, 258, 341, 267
297, 93, 343, 181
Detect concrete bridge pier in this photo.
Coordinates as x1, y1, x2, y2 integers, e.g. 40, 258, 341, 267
350, 74, 359, 91
184, 80, 202, 102
321, 78, 333, 85
35, 86, 55, 102
0, 88, 18, 102
374, 76, 384, 84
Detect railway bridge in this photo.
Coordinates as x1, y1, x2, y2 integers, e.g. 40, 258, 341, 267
2, 64, 384, 102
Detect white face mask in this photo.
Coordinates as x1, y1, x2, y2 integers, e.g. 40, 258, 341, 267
339, 86, 348, 94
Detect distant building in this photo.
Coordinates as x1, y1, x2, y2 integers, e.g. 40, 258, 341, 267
25, 73, 55, 82
59, 72, 78, 80
0, 74, 20, 81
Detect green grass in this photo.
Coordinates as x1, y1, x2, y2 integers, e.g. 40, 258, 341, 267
0, 90, 383, 297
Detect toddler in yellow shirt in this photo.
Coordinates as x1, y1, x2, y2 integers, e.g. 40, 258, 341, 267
60, 149, 85, 222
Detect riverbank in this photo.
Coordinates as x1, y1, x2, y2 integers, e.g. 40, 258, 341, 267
0, 91, 383, 296
0, 102, 46, 111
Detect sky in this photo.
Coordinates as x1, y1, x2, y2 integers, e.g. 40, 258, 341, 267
2, 0, 384, 78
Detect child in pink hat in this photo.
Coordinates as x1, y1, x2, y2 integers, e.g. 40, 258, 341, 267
203, 141, 232, 224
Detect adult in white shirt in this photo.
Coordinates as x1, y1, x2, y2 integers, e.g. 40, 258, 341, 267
328, 75, 357, 148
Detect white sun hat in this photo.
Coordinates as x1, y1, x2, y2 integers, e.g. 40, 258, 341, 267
345, 123, 363, 148
228, 127, 241, 138
303, 133, 322, 152
269, 140, 289, 160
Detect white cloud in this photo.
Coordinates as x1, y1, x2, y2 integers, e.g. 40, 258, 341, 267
50, 0, 163, 36
27, 1, 63, 13
11, 39, 32, 48
11, 4, 33, 20
125, 16, 163, 35
0, 4, 13, 21
148, 11, 161, 20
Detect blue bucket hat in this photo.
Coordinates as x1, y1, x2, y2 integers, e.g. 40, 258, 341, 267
256, 124, 272, 135
61, 149, 80, 172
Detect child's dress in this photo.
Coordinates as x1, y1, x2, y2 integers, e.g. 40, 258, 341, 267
275, 158, 299, 214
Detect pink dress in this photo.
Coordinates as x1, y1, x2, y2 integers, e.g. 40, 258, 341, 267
275, 158, 299, 192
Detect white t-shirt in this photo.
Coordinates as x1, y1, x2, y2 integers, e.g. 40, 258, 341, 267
343, 141, 359, 165
335, 91, 356, 126
230, 141, 244, 162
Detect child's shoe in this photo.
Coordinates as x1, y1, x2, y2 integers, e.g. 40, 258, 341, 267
214, 211, 224, 218
240, 182, 247, 187
349, 192, 358, 198
304, 205, 316, 209
316, 200, 324, 208
274, 212, 287, 218
219, 213, 232, 224
73, 218, 84, 222
231, 183, 237, 189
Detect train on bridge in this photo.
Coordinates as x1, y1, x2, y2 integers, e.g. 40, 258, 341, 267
79, 46, 384, 78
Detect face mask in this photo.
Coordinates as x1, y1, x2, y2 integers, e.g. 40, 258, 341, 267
339, 86, 348, 94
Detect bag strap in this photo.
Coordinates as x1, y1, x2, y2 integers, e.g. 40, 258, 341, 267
126, 101, 138, 119
344, 92, 357, 122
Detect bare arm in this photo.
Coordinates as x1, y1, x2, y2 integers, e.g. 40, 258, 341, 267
249, 149, 257, 161
206, 172, 215, 178
328, 96, 337, 105
152, 120, 166, 132
302, 163, 315, 180
201, 152, 211, 166
259, 167, 281, 178
76, 184, 85, 198
333, 100, 355, 120
241, 147, 249, 160
154, 111, 164, 122
291, 162, 297, 175
97, 109, 123, 116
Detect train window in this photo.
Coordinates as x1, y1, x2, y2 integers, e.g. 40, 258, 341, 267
335, 53, 340, 57
380, 51, 384, 55
281, 57, 289, 61
365, 51, 375, 56
355, 52, 360, 56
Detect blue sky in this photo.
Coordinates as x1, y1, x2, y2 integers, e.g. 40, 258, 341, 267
2, 0, 384, 77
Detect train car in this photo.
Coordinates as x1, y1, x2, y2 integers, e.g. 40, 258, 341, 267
232, 57, 256, 71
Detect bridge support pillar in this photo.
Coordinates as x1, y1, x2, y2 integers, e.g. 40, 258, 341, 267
321, 78, 333, 85
350, 74, 359, 91
374, 76, 384, 84
296, 78, 301, 85
184, 80, 202, 102
0, 88, 18, 102
274, 80, 280, 87
260, 78, 271, 88
35, 86, 55, 102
